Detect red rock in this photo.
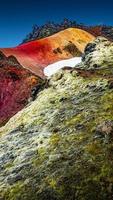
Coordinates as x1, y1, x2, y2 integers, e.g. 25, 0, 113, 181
0, 53, 42, 126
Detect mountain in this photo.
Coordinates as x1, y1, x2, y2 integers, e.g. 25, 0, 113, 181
0, 28, 95, 126
1, 37, 113, 199
0, 28, 95, 78
0, 51, 44, 126
21, 19, 113, 43
87, 25, 113, 41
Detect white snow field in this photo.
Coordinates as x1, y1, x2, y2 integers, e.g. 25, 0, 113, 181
44, 57, 82, 76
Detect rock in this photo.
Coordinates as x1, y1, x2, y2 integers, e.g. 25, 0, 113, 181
0, 53, 43, 126
96, 120, 113, 140
75, 123, 85, 130
31, 80, 46, 101
0, 61, 113, 200
108, 80, 113, 89
0, 51, 7, 61
84, 42, 96, 55
7, 55, 20, 65
79, 37, 113, 74
6, 174, 23, 185
1, 38, 113, 199
63, 41, 82, 56
50, 71, 63, 82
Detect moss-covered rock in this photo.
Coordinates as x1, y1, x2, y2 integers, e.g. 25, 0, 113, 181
79, 36, 113, 73
1, 37, 113, 199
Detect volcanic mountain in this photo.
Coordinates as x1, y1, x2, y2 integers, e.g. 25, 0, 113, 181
0, 28, 95, 78
0, 28, 95, 126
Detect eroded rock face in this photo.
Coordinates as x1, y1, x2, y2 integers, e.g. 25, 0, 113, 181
0, 52, 43, 126
1, 37, 113, 199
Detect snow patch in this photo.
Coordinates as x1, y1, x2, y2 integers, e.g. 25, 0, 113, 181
44, 57, 82, 76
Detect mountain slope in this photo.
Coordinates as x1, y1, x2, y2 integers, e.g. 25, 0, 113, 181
0, 28, 95, 77
1, 37, 113, 199
0, 51, 43, 126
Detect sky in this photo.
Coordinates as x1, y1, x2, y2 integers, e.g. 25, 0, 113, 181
0, 0, 113, 47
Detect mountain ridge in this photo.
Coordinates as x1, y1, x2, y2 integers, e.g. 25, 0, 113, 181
0, 28, 95, 78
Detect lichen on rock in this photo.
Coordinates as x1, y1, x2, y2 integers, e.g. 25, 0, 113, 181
79, 36, 113, 73
1, 37, 113, 199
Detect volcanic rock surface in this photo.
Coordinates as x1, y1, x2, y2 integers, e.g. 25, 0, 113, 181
1, 37, 113, 199
0, 51, 43, 126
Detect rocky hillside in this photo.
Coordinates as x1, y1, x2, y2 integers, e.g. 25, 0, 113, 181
1, 37, 113, 199
0, 51, 43, 126
0, 28, 95, 78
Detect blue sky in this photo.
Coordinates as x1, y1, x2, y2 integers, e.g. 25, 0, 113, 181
0, 0, 113, 47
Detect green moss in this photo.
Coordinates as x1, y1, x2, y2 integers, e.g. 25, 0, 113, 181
2, 181, 40, 200
49, 133, 60, 146
84, 141, 102, 155
4, 162, 14, 169
1, 68, 113, 199
65, 113, 84, 126
32, 147, 48, 167
2, 182, 24, 200
45, 177, 57, 189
